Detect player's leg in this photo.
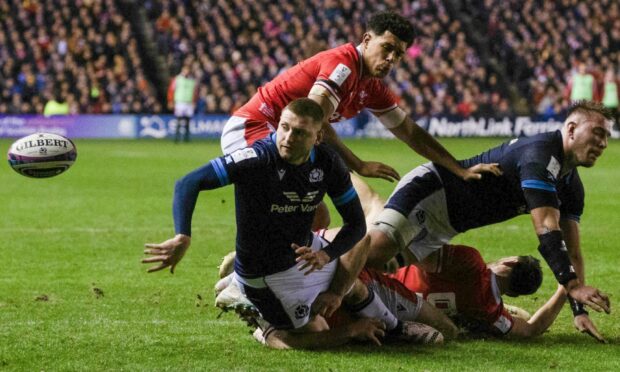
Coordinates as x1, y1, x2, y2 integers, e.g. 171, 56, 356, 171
366, 163, 456, 269
358, 268, 458, 340
174, 116, 182, 143
183, 115, 191, 142
349, 172, 386, 227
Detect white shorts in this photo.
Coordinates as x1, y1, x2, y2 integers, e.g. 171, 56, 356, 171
371, 163, 458, 262
221, 115, 275, 154
174, 102, 195, 117
235, 232, 337, 329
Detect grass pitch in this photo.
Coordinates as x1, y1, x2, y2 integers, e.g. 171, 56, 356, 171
1, 137, 619, 371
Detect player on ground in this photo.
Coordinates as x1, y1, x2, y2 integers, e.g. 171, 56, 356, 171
246, 245, 569, 348
143, 99, 437, 346
354, 101, 612, 340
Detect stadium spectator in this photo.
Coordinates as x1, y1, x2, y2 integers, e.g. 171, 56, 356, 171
167, 65, 198, 142
142, 98, 434, 347
43, 87, 69, 116
569, 63, 595, 102
602, 67, 619, 127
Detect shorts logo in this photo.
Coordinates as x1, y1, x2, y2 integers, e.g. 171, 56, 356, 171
415, 210, 426, 224
294, 304, 310, 319
309, 168, 324, 182
328, 64, 352, 86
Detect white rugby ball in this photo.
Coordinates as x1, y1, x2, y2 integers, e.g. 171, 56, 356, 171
7, 133, 77, 178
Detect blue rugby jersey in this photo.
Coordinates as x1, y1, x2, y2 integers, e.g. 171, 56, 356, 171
434, 130, 583, 232
173, 133, 365, 278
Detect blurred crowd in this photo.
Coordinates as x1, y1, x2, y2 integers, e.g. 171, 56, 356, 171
146, 0, 511, 118
474, 0, 620, 118
0, 0, 161, 115
1, 0, 618, 120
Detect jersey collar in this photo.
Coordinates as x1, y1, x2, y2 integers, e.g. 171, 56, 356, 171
354, 44, 364, 81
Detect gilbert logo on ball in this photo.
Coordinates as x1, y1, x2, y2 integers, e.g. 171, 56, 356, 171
7, 133, 77, 178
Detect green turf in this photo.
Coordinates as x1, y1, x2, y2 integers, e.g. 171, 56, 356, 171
1, 137, 619, 371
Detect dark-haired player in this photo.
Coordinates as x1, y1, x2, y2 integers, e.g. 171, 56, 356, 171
249, 245, 566, 348
221, 11, 498, 229
360, 101, 612, 342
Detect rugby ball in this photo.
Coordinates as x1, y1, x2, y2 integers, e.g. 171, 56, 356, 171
7, 133, 77, 178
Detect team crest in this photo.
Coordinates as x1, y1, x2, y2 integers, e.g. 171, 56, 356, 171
309, 168, 324, 182
294, 304, 310, 319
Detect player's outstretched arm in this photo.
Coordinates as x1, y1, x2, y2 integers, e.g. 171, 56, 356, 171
530, 207, 610, 314
143, 234, 191, 273
389, 116, 502, 181
322, 122, 400, 182
143, 160, 231, 274
508, 285, 566, 338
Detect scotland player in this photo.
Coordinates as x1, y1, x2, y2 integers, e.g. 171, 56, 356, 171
143, 99, 431, 345
362, 101, 612, 340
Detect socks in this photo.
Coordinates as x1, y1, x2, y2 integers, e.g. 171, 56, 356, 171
346, 287, 399, 330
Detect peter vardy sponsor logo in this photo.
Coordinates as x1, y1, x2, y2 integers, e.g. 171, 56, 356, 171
270, 191, 320, 213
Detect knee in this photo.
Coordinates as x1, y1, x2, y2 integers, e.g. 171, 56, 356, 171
365, 230, 399, 270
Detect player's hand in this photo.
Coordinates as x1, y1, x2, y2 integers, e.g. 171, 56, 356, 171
293, 244, 330, 275
461, 163, 503, 181
142, 234, 191, 274
357, 161, 400, 182
311, 291, 342, 318
347, 318, 386, 346
568, 285, 610, 314
574, 314, 606, 343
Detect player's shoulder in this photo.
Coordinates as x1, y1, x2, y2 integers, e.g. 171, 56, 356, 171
512, 131, 562, 157
225, 136, 276, 166
319, 43, 358, 61
311, 43, 360, 75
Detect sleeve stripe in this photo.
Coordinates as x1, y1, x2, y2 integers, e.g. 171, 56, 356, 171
366, 104, 398, 114
521, 180, 556, 192
210, 158, 230, 186
332, 187, 357, 206
313, 81, 341, 103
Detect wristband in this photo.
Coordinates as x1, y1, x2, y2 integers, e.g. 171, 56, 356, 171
537, 230, 577, 285
568, 295, 589, 317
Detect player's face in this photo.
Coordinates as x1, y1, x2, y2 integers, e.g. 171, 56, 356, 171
569, 113, 611, 167
362, 31, 407, 78
276, 110, 322, 165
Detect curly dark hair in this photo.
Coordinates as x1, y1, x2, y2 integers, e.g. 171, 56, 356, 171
367, 11, 416, 47
508, 256, 543, 296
